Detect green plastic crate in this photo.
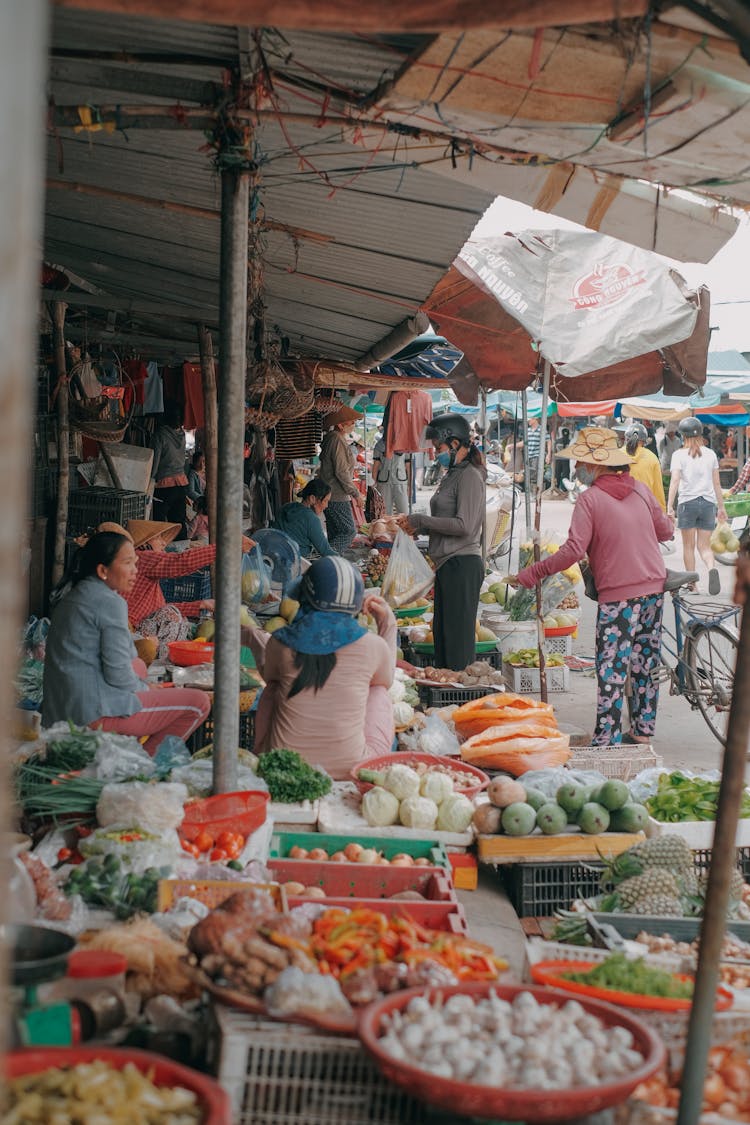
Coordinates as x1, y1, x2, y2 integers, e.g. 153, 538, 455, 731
269, 831, 449, 870
724, 493, 750, 518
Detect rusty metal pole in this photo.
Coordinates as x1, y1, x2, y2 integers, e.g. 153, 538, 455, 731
212, 161, 249, 795
676, 598, 750, 1125
51, 302, 70, 586
198, 324, 218, 544
533, 360, 551, 703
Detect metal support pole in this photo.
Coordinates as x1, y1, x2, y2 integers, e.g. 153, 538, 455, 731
197, 324, 218, 544
677, 597, 750, 1125
0, 0, 50, 1055
521, 392, 531, 532
213, 166, 249, 795
533, 361, 551, 704
51, 302, 70, 587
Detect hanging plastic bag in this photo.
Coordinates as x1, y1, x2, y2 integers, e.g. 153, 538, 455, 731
241, 541, 272, 605
380, 531, 434, 608
518, 528, 581, 616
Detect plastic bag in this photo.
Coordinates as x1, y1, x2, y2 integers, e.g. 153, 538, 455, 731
169, 759, 267, 797
517, 529, 580, 616
265, 966, 353, 1019
241, 541, 272, 605
153, 736, 191, 777
627, 766, 720, 805
83, 734, 157, 782
414, 712, 460, 757
515, 766, 606, 798
381, 531, 434, 608
79, 826, 183, 867
96, 781, 188, 834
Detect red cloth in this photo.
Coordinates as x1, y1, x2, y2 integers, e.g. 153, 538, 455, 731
385, 390, 433, 457
126, 544, 216, 627
92, 687, 210, 756
123, 359, 148, 409
182, 363, 205, 430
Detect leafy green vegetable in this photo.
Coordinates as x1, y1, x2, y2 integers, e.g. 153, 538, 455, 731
64, 855, 168, 919
16, 765, 105, 824
646, 771, 750, 823
561, 952, 693, 999
256, 747, 332, 803
507, 587, 536, 621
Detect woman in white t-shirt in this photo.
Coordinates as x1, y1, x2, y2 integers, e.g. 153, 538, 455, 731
667, 417, 727, 594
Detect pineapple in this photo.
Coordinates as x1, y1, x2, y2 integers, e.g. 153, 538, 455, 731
616, 870, 680, 909
630, 895, 683, 916
629, 836, 693, 872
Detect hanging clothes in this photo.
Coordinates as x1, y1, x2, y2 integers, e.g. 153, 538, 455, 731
143, 361, 164, 414
274, 411, 323, 459
384, 389, 433, 458
182, 363, 205, 431
123, 359, 148, 412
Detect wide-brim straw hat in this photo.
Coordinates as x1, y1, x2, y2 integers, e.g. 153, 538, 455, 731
559, 426, 633, 468
126, 519, 181, 549
325, 405, 362, 428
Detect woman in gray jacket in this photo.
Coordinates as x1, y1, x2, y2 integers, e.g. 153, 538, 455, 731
317, 404, 362, 552
43, 531, 209, 754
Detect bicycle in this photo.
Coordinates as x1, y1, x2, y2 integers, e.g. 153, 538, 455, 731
636, 569, 740, 744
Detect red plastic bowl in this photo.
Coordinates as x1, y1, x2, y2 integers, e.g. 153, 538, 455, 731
180, 790, 269, 842
168, 640, 215, 666
530, 959, 734, 1012
4, 1046, 231, 1124
359, 982, 665, 1123
544, 624, 577, 637
352, 752, 489, 799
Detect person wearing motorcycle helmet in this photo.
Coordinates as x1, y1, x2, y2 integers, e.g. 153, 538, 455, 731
397, 412, 485, 670
624, 423, 666, 511
246, 556, 397, 779
667, 416, 726, 594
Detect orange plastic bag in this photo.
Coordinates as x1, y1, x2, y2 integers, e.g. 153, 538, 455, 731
460, 729, 571, 775
453, 695, 557, 742
453, 692, 553, 722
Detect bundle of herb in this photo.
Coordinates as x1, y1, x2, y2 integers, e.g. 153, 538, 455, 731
256, 747, 332, 803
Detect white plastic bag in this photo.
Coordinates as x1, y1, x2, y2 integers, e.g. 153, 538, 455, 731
380, 531, 434, 608
96, 781, 188, 834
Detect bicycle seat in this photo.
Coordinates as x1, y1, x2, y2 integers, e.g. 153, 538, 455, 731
664, 569, 699, 592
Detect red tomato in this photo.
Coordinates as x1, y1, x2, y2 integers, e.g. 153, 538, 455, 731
210, 848, 228, 863
215, 831, 235, 848
194, 830, 214, 854
75, 825, 93, 838
181, 839, 200, 858
57, 847, 73, 862
224, 838, 243, 860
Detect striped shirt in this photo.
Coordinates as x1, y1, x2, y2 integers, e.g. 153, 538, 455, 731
126, 544, 216, 627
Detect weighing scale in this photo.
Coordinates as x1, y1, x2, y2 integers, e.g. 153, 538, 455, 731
7, 923, 78, 1046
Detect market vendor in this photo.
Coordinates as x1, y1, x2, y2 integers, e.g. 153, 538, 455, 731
272, 478, 337, 558
511, 427, 673, 748
124, 519, 254, 659
42, 530, 210, 754
397, 413, 485, 671
247, 556, 396, 779
317, 404, 363, 553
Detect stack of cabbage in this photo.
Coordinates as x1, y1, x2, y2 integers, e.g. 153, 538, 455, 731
388, 668, 421, 729
361, 763, 474, 833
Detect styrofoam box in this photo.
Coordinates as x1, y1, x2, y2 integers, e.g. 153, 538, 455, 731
503, 661, 570, 694
647, 815, 750, 848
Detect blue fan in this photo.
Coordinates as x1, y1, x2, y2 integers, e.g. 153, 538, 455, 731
253, 529, 302, 594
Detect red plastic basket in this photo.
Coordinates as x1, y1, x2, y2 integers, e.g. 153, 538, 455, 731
351, 752, 489, 798
180, 790, 269, 842
284, 895, 467, 932
530, 960, 734, 1012
167, 639, 215, 666
358, 982, 665, 1123
544, 625, 577, 637
4, 1046, 231, 1123
267, 858, 456, 901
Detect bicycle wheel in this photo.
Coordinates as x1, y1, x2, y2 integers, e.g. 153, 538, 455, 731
683, 623, 738, 744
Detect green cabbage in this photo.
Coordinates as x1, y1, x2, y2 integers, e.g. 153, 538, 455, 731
383, 763, 420, 800
399, 795, 439, 829
436, 793, 474, 833
362, 785, 400, 827
419, 772, 454, 805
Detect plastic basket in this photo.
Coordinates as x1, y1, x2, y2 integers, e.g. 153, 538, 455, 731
525, 939, 683, 976
161, 567, 212, 603
724, 493, 750, 518
501, 861, 603, 917
157, 878, 284, 913
210, 1007, 428, 1125
168, 639, 214, 666
5, 1046, 231, 1123
180, 790, 268, 842
267, 858, 456, 902
269, 831, 450, 870
503, 661, 570, 693
591, 913, 750, 943
66, 487, 147, 536
352, 751, 489, 798
283, 896, 467, 932
187, 711, 255, 754
545, 633, 573, 657
567, 744, 663, 781
417, 683, 503, 708
406, 646, 503, 670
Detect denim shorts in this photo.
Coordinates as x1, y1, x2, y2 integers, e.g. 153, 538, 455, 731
677, 496, 717, 530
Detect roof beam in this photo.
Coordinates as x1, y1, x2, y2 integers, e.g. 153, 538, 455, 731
53, 0, 648, 33
48, 58, 221, 103
40, 287, 219, 322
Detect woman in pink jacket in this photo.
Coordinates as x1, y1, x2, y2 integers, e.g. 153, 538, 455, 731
514, 428, 674, 748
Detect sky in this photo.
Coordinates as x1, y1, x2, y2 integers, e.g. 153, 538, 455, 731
473, 195, 750, 355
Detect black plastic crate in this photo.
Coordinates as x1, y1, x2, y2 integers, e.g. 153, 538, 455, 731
31, 466, 57, 517
501, 862, 603, 918
35, 413, 82, 464
67, 487, 147, 536
161, 568, 211, 603
188, 711, 254, 754
418, 683, 503, 708
405, 646, 503, 671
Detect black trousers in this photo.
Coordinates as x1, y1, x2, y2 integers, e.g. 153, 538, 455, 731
154, 484, 188, 539
433, 554, 484, 671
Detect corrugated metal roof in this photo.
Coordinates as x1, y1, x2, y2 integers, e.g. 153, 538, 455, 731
45, 11, 489, 362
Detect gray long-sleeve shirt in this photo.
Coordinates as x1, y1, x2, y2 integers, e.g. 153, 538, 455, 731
409, 460, 485, 568
42, 576, 143, 727
317, 430, 359, 501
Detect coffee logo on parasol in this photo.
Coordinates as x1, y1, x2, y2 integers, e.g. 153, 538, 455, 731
571, 261, 646, 310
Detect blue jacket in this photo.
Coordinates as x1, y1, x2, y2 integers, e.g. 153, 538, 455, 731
42, 576, 144, 727
272, 503, 336, 558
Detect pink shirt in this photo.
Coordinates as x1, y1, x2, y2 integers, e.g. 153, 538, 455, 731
250, 621, 396, 779
518, 475, 673, 604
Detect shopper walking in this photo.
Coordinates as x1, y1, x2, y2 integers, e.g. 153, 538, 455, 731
372, 436, 409, 515
512, 428, 674, 747
398, 413, 485, 670
624, 423, 666, 510
151, 402, 190, 539
667, 417, 726, 595
317, 405, 362, 553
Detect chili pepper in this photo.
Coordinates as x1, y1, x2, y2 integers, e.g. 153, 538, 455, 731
339, 949, 374, 978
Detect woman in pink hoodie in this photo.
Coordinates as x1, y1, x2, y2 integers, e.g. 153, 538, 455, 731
514, 428, 674, 748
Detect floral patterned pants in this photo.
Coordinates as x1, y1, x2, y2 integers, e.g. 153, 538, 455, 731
592, 593, 664, 746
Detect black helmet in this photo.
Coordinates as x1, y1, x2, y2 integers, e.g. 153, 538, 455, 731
677, 417, 702, 438
624, 423, 648, 443
425, 412, 471, 447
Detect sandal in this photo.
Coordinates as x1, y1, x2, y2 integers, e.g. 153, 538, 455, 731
622, 732, 651, 745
